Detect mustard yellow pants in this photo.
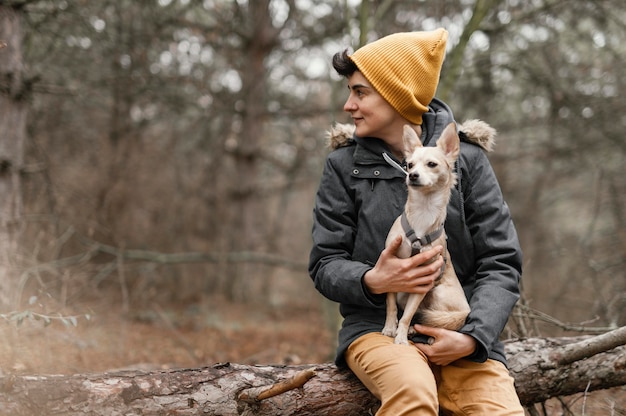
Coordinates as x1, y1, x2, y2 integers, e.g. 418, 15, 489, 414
345, 332, 525, 416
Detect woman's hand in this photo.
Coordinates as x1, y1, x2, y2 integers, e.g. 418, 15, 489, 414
363, 235, 444, 295
413, 324, 477, 366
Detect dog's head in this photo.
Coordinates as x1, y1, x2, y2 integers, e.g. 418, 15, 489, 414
402, 123, 460, 192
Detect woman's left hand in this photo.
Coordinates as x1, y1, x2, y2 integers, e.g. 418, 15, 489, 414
413, 324, 477, 366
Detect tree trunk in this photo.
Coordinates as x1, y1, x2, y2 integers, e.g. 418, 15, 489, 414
222, 0, 281, 301
0, 4, 27, 311
1, 328, 624, 415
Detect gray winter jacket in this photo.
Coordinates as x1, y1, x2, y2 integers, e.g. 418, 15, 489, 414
309, 98, 522, 368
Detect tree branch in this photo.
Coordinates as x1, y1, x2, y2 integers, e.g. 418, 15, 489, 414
75, 237, 308, 271
438, 0, 502, 102
549, 325, 626, 366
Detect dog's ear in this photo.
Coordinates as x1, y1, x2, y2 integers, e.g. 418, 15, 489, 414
402, 125, 422, 156
436, 123, 460, 162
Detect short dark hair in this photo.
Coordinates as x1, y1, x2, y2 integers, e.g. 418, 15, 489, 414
332, 49, 358, 77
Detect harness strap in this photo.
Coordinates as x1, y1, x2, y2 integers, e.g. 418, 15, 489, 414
401, 212, 447, 283
401, 212, 444, 256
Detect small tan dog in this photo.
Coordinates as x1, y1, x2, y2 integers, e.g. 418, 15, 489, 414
381, 123, 470, 345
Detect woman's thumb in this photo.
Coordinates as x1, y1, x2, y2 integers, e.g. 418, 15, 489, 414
413, 324, 435, 335
385, 235, 403, 255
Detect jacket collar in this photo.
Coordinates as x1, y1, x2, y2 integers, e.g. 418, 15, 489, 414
421, 98, 456, 147
353, 136, 391, 164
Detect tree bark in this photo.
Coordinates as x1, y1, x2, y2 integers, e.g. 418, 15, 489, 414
0, 4, 27, 311
1, 328, 624, 415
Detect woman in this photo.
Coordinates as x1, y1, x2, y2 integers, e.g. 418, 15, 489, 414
309, 29, 524, 415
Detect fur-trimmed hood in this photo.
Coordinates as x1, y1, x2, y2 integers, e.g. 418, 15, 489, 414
326, 119, 496, 153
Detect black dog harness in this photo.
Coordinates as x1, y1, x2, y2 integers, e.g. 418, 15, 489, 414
401, 212, 447, 283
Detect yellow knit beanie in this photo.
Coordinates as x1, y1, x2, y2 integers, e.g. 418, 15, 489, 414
349, 28, 448, 125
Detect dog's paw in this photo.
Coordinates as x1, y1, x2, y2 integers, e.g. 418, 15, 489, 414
381, 326, 397, 338
394, 335, 410, 346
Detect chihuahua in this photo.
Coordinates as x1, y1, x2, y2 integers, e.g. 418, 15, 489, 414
381, 123, 471, 345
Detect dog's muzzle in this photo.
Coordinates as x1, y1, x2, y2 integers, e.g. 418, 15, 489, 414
407, 173, 423, 187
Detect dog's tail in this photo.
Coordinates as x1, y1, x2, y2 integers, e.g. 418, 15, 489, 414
416, 309, 470, 331
458, 119, 496, 152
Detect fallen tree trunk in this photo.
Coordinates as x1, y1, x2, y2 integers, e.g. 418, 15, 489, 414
1, 327, 624, 415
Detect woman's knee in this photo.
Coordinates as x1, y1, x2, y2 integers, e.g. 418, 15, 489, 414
439, 359, 524, 415
346, 333, 437, 399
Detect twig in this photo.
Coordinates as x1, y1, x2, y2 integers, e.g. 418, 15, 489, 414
78, 236, 307, 271
582, 380, 591, 416
117, 244, 129, 314
524, 404, 541, 416
0, 310, 90, 327
513, 303, 616, 334
16, 247, 98, 307
238, 367, 317, 403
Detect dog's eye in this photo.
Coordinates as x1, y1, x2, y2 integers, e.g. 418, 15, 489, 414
407, 163, 414, 169
427, 161, 438, 168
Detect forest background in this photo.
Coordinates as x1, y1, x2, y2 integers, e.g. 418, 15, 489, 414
0, 0, 625, 413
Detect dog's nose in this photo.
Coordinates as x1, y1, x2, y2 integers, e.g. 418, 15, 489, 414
409, 172, 419, 181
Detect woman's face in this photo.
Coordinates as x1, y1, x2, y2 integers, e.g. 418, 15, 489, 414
343, 71, 407, 146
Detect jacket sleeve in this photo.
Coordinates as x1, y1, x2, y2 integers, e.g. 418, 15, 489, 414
308, 153, 385, 307
457, 146, 522, 362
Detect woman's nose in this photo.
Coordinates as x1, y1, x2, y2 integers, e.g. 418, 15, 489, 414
343, 97, 357, 112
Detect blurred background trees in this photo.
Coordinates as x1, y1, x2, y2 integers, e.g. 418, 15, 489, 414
1, 0, 624, 337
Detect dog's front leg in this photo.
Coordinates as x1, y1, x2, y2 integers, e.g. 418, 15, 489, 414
394, 293, 425, 345
381, 292, 399, 337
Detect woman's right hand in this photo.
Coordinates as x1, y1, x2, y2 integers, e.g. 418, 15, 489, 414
363, 235, 444, 295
